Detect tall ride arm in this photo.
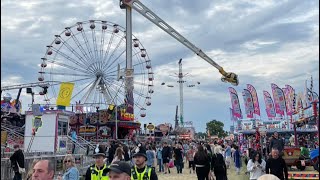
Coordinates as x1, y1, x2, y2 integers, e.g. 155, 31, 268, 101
120, 0, 239, 86
1, 82, 50, 91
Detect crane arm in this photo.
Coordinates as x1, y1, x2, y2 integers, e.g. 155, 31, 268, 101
1, 82, 50, 91
120, 0, 239, 86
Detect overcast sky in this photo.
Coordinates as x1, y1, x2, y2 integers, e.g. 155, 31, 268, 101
1, 0, 319, 132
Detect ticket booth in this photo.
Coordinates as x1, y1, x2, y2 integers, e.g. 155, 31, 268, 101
24, 110, 74, 153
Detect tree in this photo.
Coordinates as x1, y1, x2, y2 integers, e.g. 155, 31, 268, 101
195, 132, 207, 139
206, 119, 227, 138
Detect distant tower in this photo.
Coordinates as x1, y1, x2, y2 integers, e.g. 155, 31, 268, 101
175, 105, 179, 129
178, 59, 185, 126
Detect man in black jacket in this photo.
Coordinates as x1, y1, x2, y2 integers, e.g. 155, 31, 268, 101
269, 131, 284, 155
266, 148, 288, 180
10, 144, 25, 180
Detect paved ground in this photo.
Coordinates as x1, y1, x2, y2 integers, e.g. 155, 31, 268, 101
157, 161, 318, 180
158, 160, 249, 180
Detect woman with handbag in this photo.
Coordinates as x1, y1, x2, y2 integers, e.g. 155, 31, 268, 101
10, 144, 25, 180
57, 154, 80, 180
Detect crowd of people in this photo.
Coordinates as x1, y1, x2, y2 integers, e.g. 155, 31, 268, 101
9, 131, 310, 180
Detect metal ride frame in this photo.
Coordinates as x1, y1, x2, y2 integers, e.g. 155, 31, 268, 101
120, 0, 239, 87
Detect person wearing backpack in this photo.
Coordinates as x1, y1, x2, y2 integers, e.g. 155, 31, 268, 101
211, 146, 227, 180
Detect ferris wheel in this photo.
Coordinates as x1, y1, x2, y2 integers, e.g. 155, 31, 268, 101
38, 20, 154, 117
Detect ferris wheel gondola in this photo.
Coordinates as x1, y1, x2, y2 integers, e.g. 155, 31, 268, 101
38, 20, 154, 117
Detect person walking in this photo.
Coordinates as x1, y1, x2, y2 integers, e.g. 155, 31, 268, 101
85, 145, 109, 180
10, 144, 25, 180
146, 145, 156, 171
224, 144, 232, 169
186, 145, 195, 174
123, 145, 131, 163
266, 148, 288, 180
112, 147, 125, 163
234, 145, 241, 175
211, 145, 227, 180
247, 151, 266, 180
156, 146, 163, 172
194, 145, 210, 180
161, 142, 171, 174
173, 143, 183, 174
131, 148, 158, 180
269, 132, 284, 156
57, 154, 80, 180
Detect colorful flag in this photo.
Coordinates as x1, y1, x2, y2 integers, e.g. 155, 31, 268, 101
56, 82, 74, 107
247, 84, 260, 116
242, 89, 254, 118
229, 108, 237, 122
271, 83, 286, 116
228, 87, 242, 118
283, 87, 291, 116
285, 85, 295, 115
263, 90, 276, 118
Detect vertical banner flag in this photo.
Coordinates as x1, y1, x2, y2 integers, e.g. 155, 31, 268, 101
263, 90, 276, 118
228, 87, 242, 118
230, 108, 237, 122
56, 82, 75, 107
283, 87, 291, 116
247, 84, 260, 116
271, 83, 286, 116
284, 85, 295, 116
242, 89, 254, 118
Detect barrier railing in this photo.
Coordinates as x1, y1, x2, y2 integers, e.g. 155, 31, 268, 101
1, 153, 95, 180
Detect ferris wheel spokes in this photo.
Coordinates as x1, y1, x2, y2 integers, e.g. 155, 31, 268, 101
104, 49, 126, 72
81, 76, 102, 104
71, 79, 97, 100
44, 57, 89, 75
41, 71, 92, 77
102, 36, 126, 71
49, 47, 94, 74
52, 36, 92, 71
